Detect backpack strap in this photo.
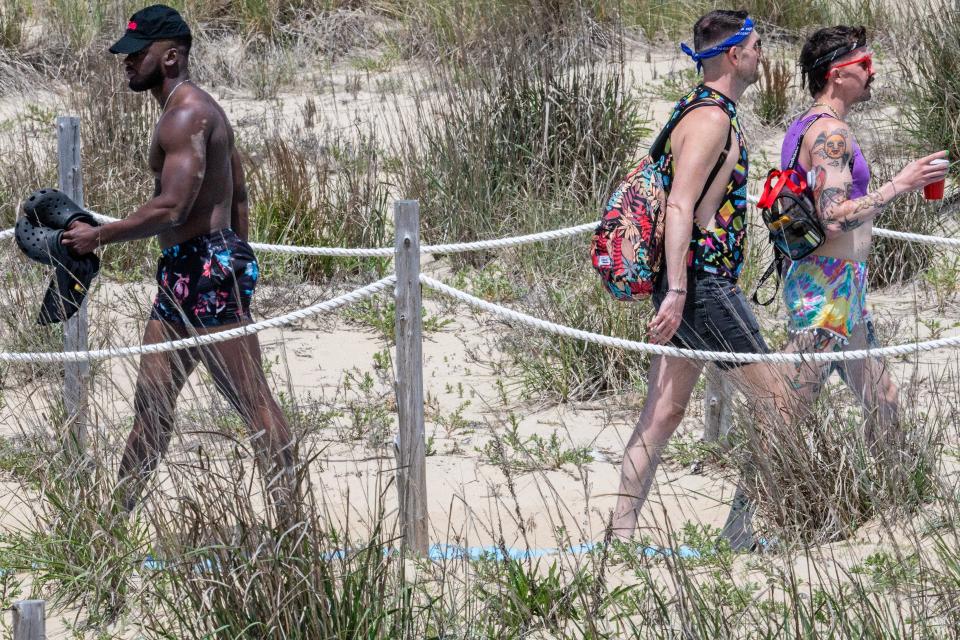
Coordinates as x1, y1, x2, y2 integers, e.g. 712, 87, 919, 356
787, 112, 835, 170
751, 251, 785, 306
649, 99, 733, 211
696, 126, 732, 211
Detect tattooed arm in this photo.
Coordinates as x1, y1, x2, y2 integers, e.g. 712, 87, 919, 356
806, 122, 896, 237
805, 121, 950, 238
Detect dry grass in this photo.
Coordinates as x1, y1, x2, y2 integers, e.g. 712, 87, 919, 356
0, 2, 959, 638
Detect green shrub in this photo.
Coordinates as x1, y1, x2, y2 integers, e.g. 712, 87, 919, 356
473, 557, 592, 632
734, 384, 944, 543
755, 56, 793, 125
490, 235, 652, 402
620, 0, 708, 40
0, 0, 27, 50
0, 439, 149, 628
391, 0, 622, 62
897, 0, 960, 158
479, 415, 592, 472
244, 128, 390, 282
392, 46, 646, 264
739, 0, 830, 33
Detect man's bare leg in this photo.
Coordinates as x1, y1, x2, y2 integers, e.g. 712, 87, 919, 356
611, 354, 703, 540
117, 320, 198, 512
717, 358, 804, 550
194, 325, 299, 524
834, 322, 899, 453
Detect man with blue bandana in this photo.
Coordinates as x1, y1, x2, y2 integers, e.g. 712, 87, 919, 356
612, 10, 790, 551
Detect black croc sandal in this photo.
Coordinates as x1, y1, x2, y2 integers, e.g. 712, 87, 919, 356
15, 216, 64, 267
22, 188, 97, 231
38, 253, 101, 325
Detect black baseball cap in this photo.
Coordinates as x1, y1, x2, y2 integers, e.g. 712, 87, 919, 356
109, 4, 191, 55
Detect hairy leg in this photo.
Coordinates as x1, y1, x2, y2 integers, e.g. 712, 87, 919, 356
835, 322, 899, 452
195, 326, 299, 524
117, 320, 198, 511
611, 355, 703, 540
781, 330, 837, 418
717, 338, 829, 550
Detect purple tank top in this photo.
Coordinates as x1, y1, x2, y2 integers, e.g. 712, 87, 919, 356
781, 113, 870, 198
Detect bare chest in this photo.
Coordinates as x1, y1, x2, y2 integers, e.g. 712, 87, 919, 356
148, 133, 164, 176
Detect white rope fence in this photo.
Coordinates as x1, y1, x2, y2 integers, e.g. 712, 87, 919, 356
3, 205, 960, 254
421, 275, 960, 364
2, 197, 960, 364
1, 209, 596, 256
0, 275, 395, 363
872, 227, 960, 247
248, 221, 599, 257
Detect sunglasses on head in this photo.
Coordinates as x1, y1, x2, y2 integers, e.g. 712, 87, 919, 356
828, 52, 873, 76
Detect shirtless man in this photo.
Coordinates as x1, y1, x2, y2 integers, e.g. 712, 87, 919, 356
62, 5, 297, 518
780, 26, 948, 447
611, 10, 790, 549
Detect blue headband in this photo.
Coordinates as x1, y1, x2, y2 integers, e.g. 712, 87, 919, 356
680, 17, 754, 72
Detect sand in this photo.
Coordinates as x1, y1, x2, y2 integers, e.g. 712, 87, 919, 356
1, 37, 959, 638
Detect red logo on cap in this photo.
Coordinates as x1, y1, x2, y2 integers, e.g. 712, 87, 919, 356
128, 21, 137, 30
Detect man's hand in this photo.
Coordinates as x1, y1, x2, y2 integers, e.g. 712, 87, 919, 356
648, 291, 685, 345
61, 221, 101, 256
894, 150, 950, 192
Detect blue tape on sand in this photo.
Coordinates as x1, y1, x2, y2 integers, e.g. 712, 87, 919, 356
425, 541, 703, 561
140, 540, 708, 572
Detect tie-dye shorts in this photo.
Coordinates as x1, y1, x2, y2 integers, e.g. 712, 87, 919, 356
782, 254, 870, 344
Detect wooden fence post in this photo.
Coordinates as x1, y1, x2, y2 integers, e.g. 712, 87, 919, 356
703, 365, 734, 445
394, 200, 428, 555
57, 116, 89, 457
12, 599, 45, 640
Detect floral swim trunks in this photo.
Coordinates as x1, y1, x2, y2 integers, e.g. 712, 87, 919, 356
782, 254, 870, 344
151, 228, 259, 328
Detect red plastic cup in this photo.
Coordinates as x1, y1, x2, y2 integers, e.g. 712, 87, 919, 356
924, 159, 950, 200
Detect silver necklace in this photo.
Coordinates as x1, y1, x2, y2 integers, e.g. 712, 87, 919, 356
812, 101, 843, 120
162, 78, 191, 111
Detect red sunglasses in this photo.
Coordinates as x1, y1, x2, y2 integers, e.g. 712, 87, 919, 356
828, 53, 873, 77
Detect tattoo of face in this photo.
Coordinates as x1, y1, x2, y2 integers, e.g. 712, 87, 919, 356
811, 128, 852, 166
824, 132, 847, 161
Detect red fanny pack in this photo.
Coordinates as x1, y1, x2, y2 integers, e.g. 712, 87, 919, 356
756, 166, 825, 260
757, 167, 807, 212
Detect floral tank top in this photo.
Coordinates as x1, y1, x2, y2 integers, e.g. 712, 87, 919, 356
659, 85, 749, 281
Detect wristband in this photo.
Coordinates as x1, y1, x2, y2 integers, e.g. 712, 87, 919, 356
667, 287, 687, 295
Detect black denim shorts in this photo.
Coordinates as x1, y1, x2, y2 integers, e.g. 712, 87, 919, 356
652, 270, 769, 370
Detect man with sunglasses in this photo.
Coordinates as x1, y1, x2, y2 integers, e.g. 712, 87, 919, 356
612, 10, 791, 550
61, 5, 300, 521
778, 26, 948, 449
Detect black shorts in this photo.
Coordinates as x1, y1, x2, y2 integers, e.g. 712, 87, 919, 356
151, 229, 258, 328
652, 270, 769, 370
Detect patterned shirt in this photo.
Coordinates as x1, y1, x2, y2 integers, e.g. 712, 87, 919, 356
659, 85, 749, 281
